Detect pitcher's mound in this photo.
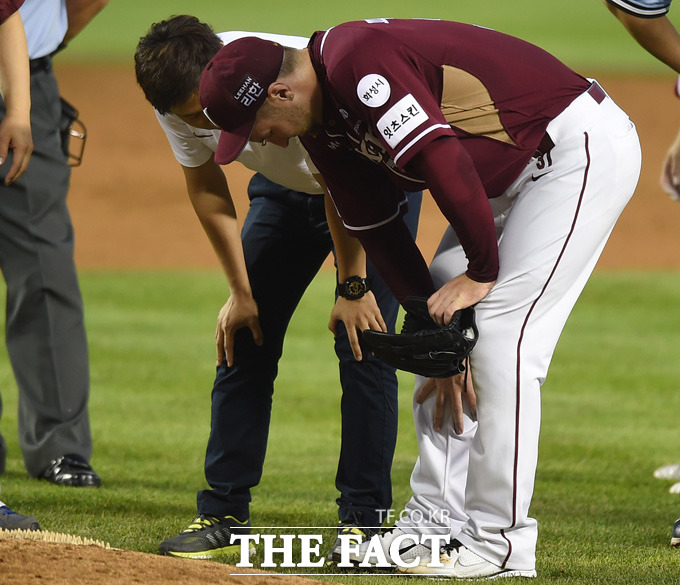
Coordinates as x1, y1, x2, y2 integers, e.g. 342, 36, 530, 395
0, 537, 337, 585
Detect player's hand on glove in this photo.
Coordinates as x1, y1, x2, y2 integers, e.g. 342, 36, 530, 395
216, 292, 263, 367
427, 273, 495, 326
416, 368, 477, 434
329, 292, 386, 361
660, 128, 680, 201
0, 112, 32, 185
361, 297, 478, 378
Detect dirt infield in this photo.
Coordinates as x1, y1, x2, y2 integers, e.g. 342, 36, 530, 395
4, 65, 678, 583
58, 64, 680, 271
0, 537, 338, 585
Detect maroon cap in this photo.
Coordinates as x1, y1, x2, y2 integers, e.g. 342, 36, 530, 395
199, 37, 285, 164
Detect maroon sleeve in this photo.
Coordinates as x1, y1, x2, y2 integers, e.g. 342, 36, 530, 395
0, 0, 24, 24
356, 219, 436, 303
408, 136, 499, 283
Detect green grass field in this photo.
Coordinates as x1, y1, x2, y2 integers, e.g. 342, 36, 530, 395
1, 271, 679, 583
63, 0, 680, 75
3, 1, 680, 582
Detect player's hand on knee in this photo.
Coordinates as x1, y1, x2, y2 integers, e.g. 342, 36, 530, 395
427, 273, 495, 326
215, 294, 263, 367
329, 292, 386, 361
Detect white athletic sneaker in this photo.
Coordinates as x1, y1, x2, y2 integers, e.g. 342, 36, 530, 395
453, 544, 537, 579
669, 481, 680, 495
346, 527, 432, 569
398, 541, 460, 575
653, 463, 680, 481
401, 541, 536, 579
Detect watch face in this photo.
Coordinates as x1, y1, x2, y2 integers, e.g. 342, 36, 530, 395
339, 276, 368, 299
347, 280, 366, 297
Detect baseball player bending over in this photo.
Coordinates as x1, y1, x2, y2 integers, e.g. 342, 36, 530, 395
199, 18, 641, 578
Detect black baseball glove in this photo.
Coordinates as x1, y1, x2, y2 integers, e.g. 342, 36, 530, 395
361, 297, 478, 378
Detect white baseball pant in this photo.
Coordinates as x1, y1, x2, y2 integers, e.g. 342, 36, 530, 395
396, 81, 642, 571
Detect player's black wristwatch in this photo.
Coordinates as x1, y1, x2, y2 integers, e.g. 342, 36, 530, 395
337, 276, 371, 300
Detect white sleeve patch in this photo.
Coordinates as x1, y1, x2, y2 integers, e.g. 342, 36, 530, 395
376, 94, 429, 148
357, 74, 391, 108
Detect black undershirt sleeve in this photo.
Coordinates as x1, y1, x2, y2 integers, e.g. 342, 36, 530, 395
354, 216, 436, 304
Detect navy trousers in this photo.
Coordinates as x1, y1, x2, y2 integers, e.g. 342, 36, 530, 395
197, 173, 421, 527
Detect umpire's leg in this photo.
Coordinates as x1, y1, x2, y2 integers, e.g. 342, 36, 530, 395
0, 67, 91, 477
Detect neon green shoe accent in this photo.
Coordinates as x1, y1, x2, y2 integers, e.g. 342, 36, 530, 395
181, 515, 247, 534
159, 514, 254, 559
326, 522, 376, 564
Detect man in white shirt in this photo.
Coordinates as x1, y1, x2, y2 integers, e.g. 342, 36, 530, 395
135, 15, 421, 561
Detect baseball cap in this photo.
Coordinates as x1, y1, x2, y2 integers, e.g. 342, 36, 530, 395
199, 37, 285, 164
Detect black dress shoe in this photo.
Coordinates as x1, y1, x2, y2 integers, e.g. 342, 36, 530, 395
41, 454, 101, 487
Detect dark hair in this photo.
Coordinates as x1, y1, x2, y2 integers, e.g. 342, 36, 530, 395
134, 15, 222, 114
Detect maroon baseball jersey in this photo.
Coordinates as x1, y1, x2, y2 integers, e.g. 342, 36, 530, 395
0, 0, 24, 23
301, 19, 591, 298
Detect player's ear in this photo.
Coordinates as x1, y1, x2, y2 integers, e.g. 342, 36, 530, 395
268, 82, 292, 102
